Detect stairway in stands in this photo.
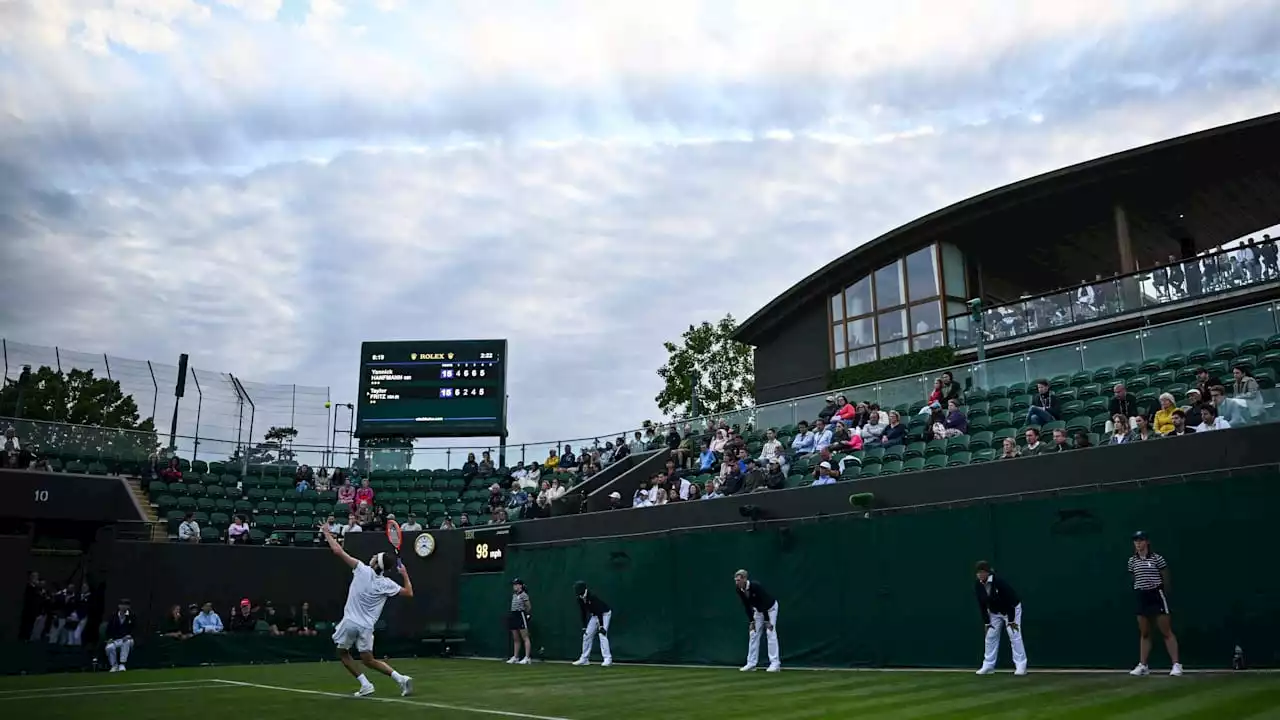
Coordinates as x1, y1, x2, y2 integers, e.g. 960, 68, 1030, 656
125, 478, 168, 542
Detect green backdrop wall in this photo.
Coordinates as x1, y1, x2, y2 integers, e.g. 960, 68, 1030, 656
460, 468, 1279, 669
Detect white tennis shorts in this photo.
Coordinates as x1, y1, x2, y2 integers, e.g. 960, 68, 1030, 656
332, 618, 375, 654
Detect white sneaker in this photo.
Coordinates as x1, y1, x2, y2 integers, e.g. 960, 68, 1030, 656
1014, 666, 1028, 676
398, 676, 413, 696
601, 659, 613, 667
1170, 663, 1184, 677
518, 657, 531, 665
1129, 664, 1149, 676
506, 656, 519, 664
109, 666, 120, 673
740, 664, 757, 672
766, 664, 781, 673
118, 665, 126, 672
354, 684, 375, 697
975, 666, 995, 675
572, 659, 589, 666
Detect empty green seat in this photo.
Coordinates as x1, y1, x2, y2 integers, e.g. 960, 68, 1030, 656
879, 460, 903, 476
900, 457, 925, 472
947, 452, 971, 467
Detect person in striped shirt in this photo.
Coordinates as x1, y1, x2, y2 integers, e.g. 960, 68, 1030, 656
507, 578, 533, 665
1127, 531, 1183, 677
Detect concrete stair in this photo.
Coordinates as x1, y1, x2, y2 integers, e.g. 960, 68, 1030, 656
126, 477, 168, 542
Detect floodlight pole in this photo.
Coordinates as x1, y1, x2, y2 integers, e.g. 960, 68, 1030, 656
970, 300, 988, 389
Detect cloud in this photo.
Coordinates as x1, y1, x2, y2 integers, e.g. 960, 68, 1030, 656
1, 0, 1279, 457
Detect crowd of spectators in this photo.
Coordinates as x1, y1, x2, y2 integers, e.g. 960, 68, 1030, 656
22, 572, 93, 646
159, 597, 320, 640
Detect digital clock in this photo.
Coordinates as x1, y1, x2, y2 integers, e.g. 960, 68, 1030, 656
463, 525, 511, 573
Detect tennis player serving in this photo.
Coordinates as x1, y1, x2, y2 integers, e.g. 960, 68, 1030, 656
320, 522, 415, 697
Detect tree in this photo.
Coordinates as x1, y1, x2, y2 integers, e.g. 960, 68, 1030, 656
0, 366, 158, 458
655, 314, 755, 420
228, 426, 300, 466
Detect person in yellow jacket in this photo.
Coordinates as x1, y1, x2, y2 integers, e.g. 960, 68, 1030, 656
1152, 393, 1177, 435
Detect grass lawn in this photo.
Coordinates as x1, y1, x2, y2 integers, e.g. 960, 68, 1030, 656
2, 659, 1278, 719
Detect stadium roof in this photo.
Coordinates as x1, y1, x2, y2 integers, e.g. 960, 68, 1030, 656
734, 110, 1280, 345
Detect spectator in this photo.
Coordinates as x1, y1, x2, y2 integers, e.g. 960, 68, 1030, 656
632, 481, 652, 508
943, 399, 968, 437
336, 478, 356, 509
2, 427, 32, 469
1048, 428, 1071, 452
440, 515, 456, 529
288, 602, 317, 636
687, 483, 702, 501
1166, 409, 1196, 437
1153, 393, 1177, 435
1230, 364, 1263, 420
999, 437, 1020, 459
544, 449, 560, 471
939, 371, 964, 406
919, 379, 944, 415
790, 423, 815, 456
159, 604, 190, 640
561, 445, 582, 473
880, 411, 907, 447
720, 461, 745, 495
104, 599, 135, 672
1073, 431, 1092, 450
545, 478, 567, 503
817, 395, 839, 424
479, 451, 496, 476
1129, 414, 1157, 441
66, 582, 90, 646
295, 475, 310, 494
294, 465, 313, 492
259, 601, 283, 636
314, 467, 330, 492
1209, 385, 1246, 426
160, 457, 183, 483
227, 515, 250, 545
831, 395, 857, 425
324, 514, 343, 536
1193, 367, 1222, 400
522, 462, 542, 490
702, 478, 723, 500
461, 453, 479, 481
761, 459, 786, 491
178, 512, 200, 543
341, 513, 364, 535
811, 461, 836, 486
458, 512, 472, 527
1183, 389, 1207, 421
1108, 384, 1138, 431
611, 438, 630, 463
860, 412, 888, 445
724, 429, 747, 458
605, 491, 623, 510
628, 431, 646, 454
851, 401, 873, 429
828, 420, 862, 454
192, 601, 224, 634
676, 428, 697, 469
698, 442, 718, 473
230, 599, 257, 633
1027, 380, 1060, 426
812, 419, 834, 454
1109, 414, 1132, 445
401, 514, 423, 532
663, 459, 691, 500
354, 478, 375, 508
1194, 405, 1230, 432
508, 488, 531, 517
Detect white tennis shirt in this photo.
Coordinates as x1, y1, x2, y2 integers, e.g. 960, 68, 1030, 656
342, 562, 402, 629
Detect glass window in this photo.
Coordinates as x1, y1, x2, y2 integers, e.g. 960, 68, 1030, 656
879, 374, 927, 409
1139, 317, 1209, 359
909, 301, 942, 335
833, 352, 847, 370
832, 323, 847, 353
831, 293, 844, 322
1023, 343, 1084, 383
1204, 304, 1277, 347
913, 331, 944, 352
879, 340, 909, 360
847, 317, 875, 349
940, 242, 967, 299
876, 310, 907, 344
849, 347, 877, 366
845, 276, 873, 318
966, 354, 1028, 392
874, 261, 905, 308
905, 246, 939, 302
756, 401, 795, 432
1081, 331, 1143, 371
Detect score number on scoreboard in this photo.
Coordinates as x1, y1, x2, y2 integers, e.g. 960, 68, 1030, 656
463, 525, 510, 573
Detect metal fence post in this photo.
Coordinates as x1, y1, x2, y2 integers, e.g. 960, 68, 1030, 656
191, 369, 204, 462
146, 361, 159, 423
55, 346, 62, 373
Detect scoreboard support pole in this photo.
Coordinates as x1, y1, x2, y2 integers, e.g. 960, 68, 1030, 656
498, 394, 509, 467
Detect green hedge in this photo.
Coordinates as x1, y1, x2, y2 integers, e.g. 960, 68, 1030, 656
828, 346, 956, 391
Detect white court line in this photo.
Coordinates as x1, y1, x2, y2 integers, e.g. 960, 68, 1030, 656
0, 679, 220, 695
212, 679, 577, 720
458, 656, 1278, 675
0, 683, 221, 702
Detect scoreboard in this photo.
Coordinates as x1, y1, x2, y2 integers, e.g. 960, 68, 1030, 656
355, 339, 507, 438
463, 525, 510, 573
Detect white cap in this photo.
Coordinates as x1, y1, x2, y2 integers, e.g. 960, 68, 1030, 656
609, 491, 621, 499
819, 461, 832, 470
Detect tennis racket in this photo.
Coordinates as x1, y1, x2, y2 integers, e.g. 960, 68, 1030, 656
385, 519, 403, 567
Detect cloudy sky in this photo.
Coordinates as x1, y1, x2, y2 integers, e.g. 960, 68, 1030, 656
1, 0, 1279, 459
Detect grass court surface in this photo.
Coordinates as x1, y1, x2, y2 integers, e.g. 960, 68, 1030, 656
3, 659, 1278, 719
